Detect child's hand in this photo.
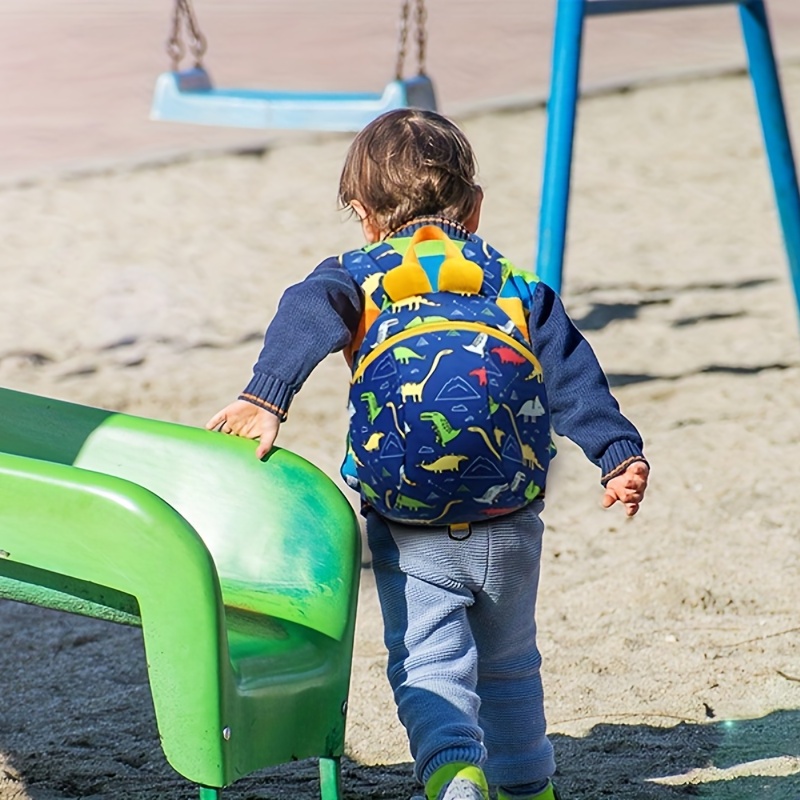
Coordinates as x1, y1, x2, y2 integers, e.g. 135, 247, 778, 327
205, 400, 281, 459
602, 460, 649, 517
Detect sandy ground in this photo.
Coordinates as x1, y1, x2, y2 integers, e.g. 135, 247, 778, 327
2, 65, 800, 799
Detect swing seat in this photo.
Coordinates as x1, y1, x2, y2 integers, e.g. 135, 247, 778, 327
0, 388, 361, 797
150, 66, 437, 132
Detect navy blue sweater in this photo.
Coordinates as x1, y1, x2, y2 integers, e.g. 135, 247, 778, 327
240, 219, 645, 485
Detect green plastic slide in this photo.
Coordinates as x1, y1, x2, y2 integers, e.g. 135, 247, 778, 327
0, 387, 361, 799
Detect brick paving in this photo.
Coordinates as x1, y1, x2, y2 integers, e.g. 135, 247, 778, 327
1, 0, 799, 181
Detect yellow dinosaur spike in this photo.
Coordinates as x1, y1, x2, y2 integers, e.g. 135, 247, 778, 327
383, 263, 433, 302
437, 257, 484, 295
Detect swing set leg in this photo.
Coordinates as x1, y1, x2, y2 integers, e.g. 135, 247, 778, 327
740, 0, 800, 322
319, 756, 343, 800
535, 0, 584, 294
196, 759, 341, 800
536, 0, 800, 329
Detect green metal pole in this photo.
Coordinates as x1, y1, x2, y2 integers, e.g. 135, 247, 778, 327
319, 757, 342, 800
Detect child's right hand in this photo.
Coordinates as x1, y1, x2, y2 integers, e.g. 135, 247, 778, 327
205, 400, 281, 459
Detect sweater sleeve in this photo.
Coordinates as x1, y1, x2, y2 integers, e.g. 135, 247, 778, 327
528, 281, 647, 483
239, 256, 362, 420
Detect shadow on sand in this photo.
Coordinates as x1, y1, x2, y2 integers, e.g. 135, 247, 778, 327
0, 603, 798, 799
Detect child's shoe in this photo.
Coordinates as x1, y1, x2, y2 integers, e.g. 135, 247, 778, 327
425, 763, 490, 800
497, 780, 561, 800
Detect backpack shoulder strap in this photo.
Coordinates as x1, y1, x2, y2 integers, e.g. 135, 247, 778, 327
340, 243, 403, 367
461, 235, 542, 342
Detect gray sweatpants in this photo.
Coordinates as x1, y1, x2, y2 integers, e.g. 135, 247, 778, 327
366, 500, 556, 789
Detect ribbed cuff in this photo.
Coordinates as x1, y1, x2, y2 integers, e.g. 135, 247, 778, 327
599, 440, 648, 486
239, 373, 296, 422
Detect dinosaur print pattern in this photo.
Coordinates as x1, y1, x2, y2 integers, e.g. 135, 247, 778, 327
391, 297, 439, 312
360, 391, 382, 423
340, 226, 551, 525
400, 350, 453, 402
490, 346, 528, 365
393, 345, 425, 364
420, 454, 468, 473
419, 410, 461, 445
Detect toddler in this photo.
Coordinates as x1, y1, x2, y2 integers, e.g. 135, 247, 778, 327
207, 108, 649, 800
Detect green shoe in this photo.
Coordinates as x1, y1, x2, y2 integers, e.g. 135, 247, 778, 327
425, 763, 490, 800
497, 780, 561, 800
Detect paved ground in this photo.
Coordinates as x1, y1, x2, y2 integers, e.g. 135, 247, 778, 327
1, 0, 800, 182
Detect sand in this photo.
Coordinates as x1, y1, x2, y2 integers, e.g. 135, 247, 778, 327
1, 64, 800, 799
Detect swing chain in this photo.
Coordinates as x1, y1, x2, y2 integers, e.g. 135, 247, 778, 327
415, 0, 428, 76
396, 0, 428, 80
166, 0, 208, 71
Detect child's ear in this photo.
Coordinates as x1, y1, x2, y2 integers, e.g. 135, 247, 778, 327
464, 186, 483, 233
350, 200, 383, 243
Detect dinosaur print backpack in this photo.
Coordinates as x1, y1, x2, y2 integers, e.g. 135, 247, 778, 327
340, 225, 552, 527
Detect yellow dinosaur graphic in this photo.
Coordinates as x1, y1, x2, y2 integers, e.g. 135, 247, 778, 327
420, 454, 468, 473
467, 426, 503, 460
386, 401, 405, 438
363, 432, 385, 452
361, 271, 385, 298
520, 443, 544, 471
502, 403, 544, 470
390, 296, 439, 312
400, 349, 453, 402
428, 499, 464, 523
524, 360, 544, 383
399, 465, 417, 486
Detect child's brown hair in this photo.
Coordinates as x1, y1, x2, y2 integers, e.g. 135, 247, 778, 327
338, 108, 480, 236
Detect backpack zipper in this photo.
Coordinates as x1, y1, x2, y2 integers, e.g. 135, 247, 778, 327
352, 320, 542, 383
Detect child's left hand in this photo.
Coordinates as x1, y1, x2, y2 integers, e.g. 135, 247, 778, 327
602, 460, 649, 517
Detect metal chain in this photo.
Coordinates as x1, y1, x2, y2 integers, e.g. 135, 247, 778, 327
395, 0, 427, 80
166, 0, 208, 71
395, 0, 410, 80
415, 0, 428, 76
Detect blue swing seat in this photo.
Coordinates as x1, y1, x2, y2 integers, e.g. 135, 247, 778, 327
150, 67, 437, 132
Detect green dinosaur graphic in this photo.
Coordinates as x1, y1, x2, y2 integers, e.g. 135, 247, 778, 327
525, 481, 542, 501
394, 494, 436, 511
393, 345, 425, 364
360, 391, 383, 423
361, 483, 380, 504
499, 257, 540, 288
406, 315, 450, 328
420, 410, 461, 445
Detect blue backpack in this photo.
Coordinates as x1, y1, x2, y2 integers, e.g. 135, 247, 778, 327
340, 225, 551, 526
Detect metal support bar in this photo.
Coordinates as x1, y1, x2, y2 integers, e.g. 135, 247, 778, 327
535, 0, 584, 293
198, 787, 221, 799
319, 757, 342, 800
739, 1, 800, 317
586, 0, 738, 15
536, 0, 800, 329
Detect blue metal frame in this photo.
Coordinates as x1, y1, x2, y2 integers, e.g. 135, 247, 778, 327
586, 0, 738, 13
536, 0, 800, 329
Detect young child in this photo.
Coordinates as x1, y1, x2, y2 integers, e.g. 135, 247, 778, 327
206, 108, 649, 800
